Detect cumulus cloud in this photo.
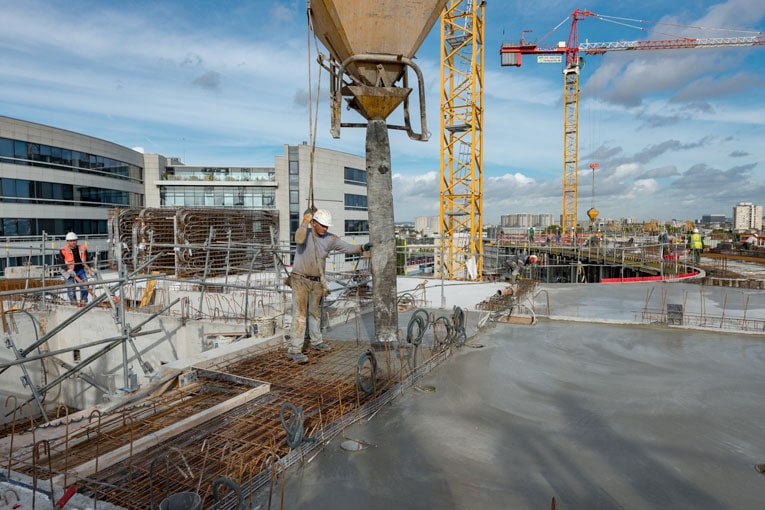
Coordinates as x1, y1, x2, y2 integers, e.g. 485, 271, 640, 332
293, 88, 310, 107
2, 0, 763, 225
270, 3, 296, 24
672, 73, 761, 102
583, 0, 765, 109
392, 171, 441, 218
192, 71, 222, 91
639, 165, 679, 179
671, 163, 760, 196
180, 53, 203, 68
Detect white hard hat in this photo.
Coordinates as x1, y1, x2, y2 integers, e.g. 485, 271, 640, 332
312, 209, 333, 227
65, 232, 78, 241
693, 228, 699, 233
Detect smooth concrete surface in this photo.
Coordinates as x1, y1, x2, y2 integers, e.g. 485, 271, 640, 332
264, 285, 765, 509
393, 277, 765, 324
536, 281, 765, 323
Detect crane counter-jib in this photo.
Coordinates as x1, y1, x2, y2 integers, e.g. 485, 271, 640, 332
500, 35, 765, 65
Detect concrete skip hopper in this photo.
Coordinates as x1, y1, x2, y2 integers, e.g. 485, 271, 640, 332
308, 0, 448, 138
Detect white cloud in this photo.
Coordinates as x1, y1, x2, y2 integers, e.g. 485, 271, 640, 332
1, 0, 764, 225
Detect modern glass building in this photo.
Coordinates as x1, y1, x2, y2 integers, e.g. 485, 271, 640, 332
0, 117, 369, 274
0, 116, 145, 271
0, 116, 144, 238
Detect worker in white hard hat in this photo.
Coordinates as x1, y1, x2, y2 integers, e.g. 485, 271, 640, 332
286, 208, 372, 364
59, 232, 93, 306
689, 227, 703, 264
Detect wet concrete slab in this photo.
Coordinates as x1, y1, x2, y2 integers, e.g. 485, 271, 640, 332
536, 281, 765, 323
268, 296, 765, 509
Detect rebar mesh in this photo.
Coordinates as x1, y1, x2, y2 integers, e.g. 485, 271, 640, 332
3, 338, 454, 509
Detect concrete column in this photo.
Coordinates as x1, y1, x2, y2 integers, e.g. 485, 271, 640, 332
366, 119, 398, 345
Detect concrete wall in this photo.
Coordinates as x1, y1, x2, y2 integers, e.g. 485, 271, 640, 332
0, 306, 260, 412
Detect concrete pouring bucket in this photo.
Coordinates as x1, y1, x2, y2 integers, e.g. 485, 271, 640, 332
159, 492, 201, 510
309, 0, 446, 87
309, 0, 448, 138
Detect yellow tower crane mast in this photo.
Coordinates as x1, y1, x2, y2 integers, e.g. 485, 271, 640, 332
439, 0, 485, 281
500, 9, 765, 234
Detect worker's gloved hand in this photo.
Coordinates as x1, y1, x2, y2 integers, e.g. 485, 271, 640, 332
302, 208, 313, 225
362, 242, 373, 252
64, 270, 76, 280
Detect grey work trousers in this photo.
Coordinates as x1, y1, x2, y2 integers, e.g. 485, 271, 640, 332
289, 275, 324, 353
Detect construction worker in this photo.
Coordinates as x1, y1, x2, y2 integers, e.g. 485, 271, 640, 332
59, 232, 93, 306
689, 228, 703, 264
658, 230, 669, 259
287, 209, 372, 364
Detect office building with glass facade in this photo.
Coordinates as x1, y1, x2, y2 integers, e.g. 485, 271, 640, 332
0, 116, 145, 270
0, 116, 144, 238
1, 116, 369, 273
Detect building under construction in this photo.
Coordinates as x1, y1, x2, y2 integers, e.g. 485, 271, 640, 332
1, 0, 765, 507
0, 218, 765, 508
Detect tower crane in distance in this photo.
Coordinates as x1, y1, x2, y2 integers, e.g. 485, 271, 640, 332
500, 8, 765, 234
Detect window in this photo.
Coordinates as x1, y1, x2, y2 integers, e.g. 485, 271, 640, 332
344, 166, 367, 186
345, 219, 369, 235
14, 141, 28, 164
0, 138, 12, 159
158, 186, 275, 209
0, 137, 142, 182
344, 194, 368, 211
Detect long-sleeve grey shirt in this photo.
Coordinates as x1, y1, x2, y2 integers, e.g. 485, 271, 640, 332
292, 224, 362, 276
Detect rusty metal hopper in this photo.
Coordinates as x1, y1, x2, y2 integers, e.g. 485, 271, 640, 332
309, 0, 447, 87
310, 0, 446, 132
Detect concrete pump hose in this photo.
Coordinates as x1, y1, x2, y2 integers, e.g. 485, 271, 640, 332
280, 402, 307, 449
407, 309, 430, 346
356, 349, 378, 395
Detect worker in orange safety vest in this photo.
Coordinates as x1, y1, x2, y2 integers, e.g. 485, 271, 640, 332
59, 232, 93, 306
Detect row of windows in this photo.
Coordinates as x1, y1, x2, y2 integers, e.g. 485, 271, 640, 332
345, 219, 369, 235
288, 158, 300, 233
164, 166, 275, 182
344, 166, 366, 186
0, 218, 108, 237
0, 137, 143, 182
160, 186, 276, 208
345, 194, 368, 211
0, 178, 141, 207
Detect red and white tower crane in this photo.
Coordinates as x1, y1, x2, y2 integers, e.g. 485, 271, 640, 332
500, 8, 765, 233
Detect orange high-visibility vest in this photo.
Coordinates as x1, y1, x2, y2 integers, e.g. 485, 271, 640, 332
60, 245, 89, 271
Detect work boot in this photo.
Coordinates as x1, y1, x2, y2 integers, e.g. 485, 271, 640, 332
288, 351, 308, 364
311, 342, 331, 352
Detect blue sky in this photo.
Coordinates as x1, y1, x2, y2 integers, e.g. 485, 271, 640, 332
1, 0, 764, 224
